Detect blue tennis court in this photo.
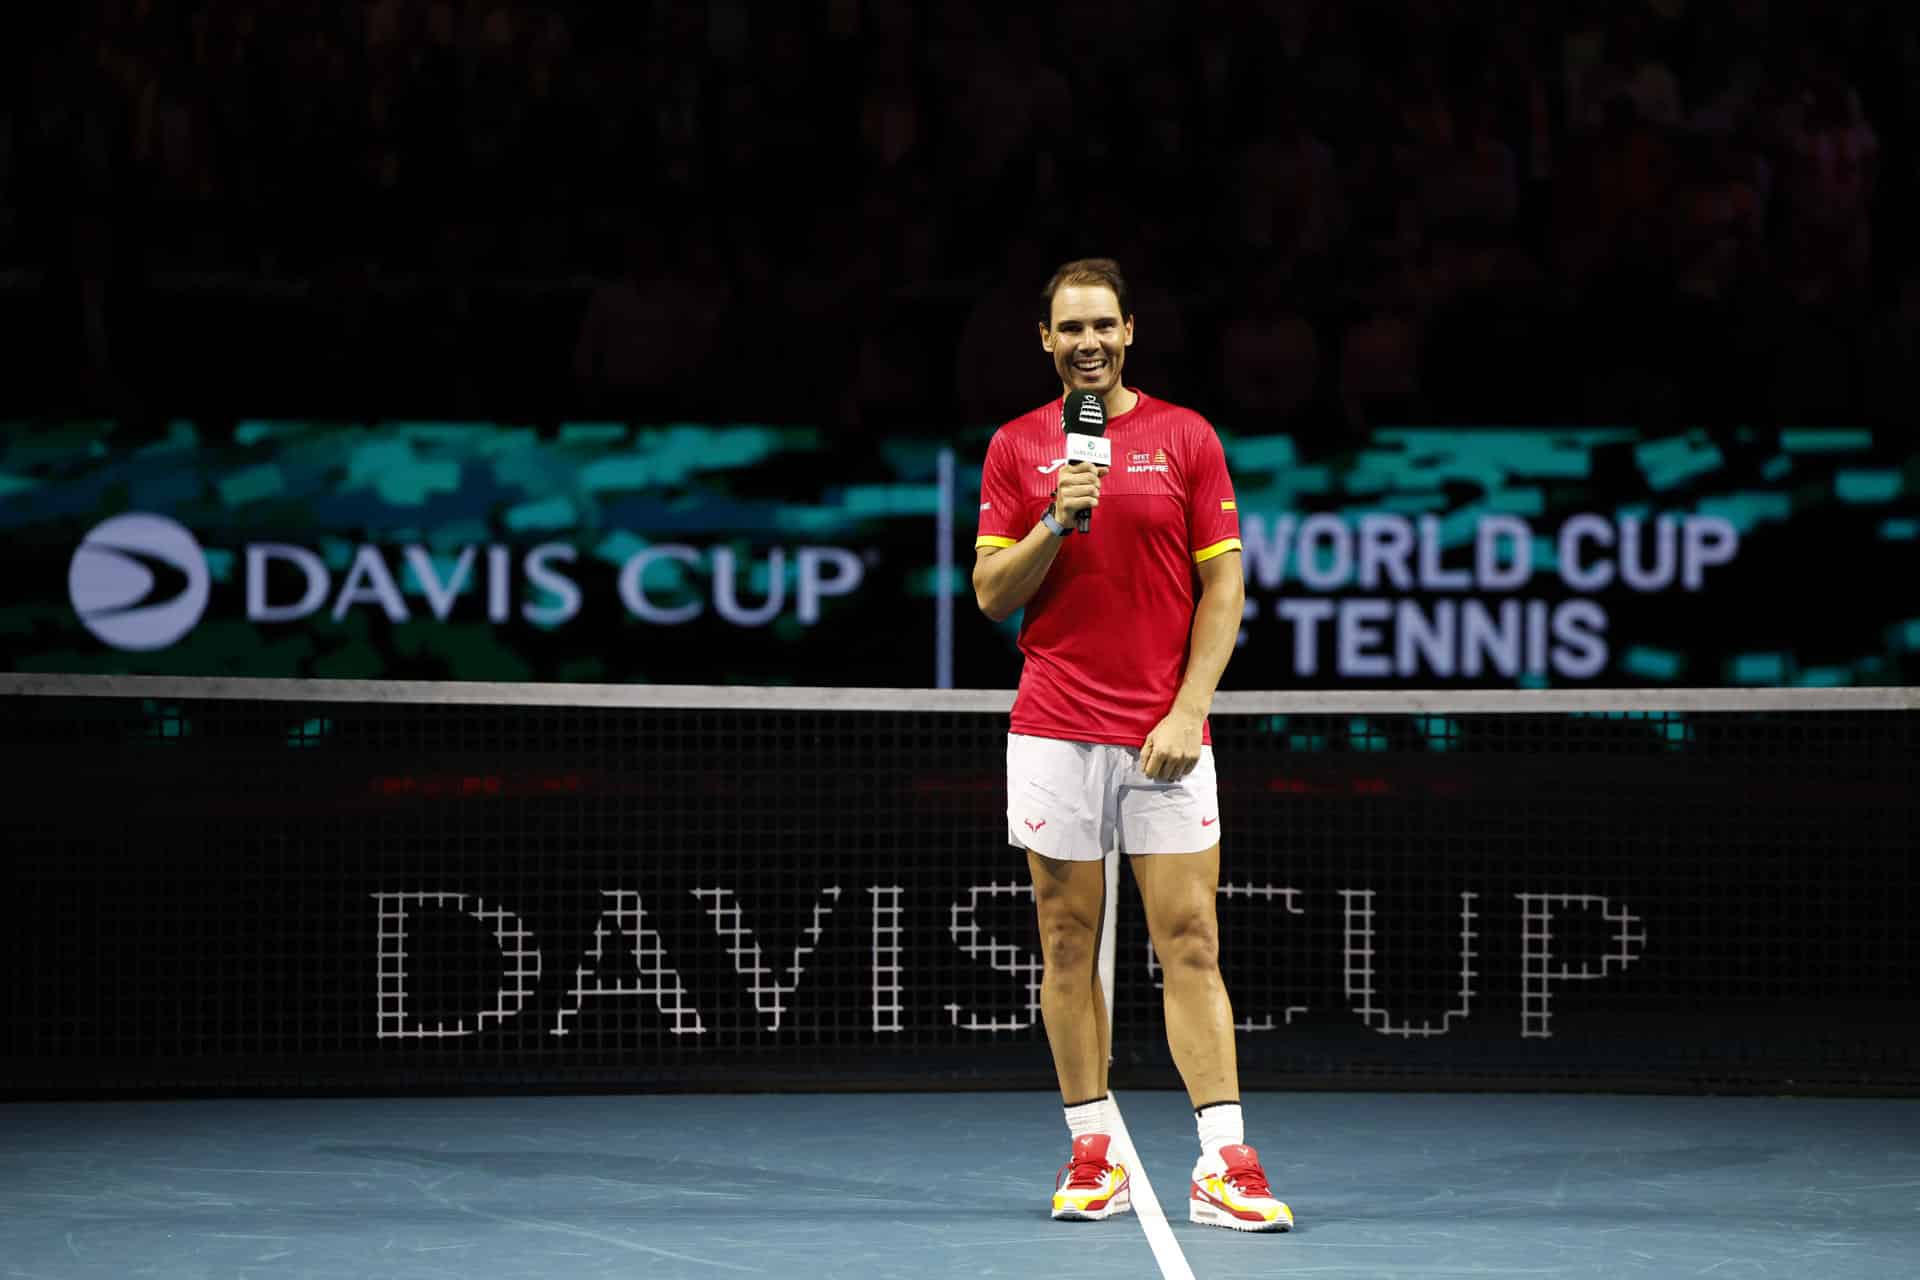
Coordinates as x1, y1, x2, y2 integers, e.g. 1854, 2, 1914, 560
4, 1089, 1916, 1278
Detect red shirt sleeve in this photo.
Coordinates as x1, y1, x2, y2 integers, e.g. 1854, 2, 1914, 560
1187, 422, 1242, 563
976, 429, 1026, 549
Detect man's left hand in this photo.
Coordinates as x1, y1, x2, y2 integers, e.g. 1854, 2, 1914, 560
1139, 710, 1204, 782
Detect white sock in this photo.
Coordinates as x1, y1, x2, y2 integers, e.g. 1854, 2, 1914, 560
1064, 1095, 1111, 1139
1196, 1101, 1243, 1158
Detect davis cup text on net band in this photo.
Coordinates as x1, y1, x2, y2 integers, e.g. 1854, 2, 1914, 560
370, 885, 1647, 1042
4, 674, 1912, 1110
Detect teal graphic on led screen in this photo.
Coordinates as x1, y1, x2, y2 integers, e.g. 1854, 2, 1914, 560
1, 421, 1914, 688
0, 420, 931, 685
1219, 425, 1916, 688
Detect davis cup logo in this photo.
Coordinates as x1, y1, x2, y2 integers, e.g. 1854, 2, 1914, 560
68, 513, 211, 651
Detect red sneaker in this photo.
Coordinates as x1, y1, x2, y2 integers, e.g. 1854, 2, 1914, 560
1051, 1134, 1132, 1221
1190, 1143, 1293, 1231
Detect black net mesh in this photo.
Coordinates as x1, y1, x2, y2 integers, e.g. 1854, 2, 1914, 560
2, 691, 1915, 1095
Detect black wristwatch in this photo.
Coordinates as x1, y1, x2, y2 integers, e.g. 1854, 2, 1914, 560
1040, 509, 1072, 537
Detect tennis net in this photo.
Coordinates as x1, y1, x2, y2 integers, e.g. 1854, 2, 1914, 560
2, 674, 1915, 1096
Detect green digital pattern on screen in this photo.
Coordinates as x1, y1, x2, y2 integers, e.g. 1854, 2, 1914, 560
1, 421, 1914, 689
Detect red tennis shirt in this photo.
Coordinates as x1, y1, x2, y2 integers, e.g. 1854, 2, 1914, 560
975, 389, 1243, 747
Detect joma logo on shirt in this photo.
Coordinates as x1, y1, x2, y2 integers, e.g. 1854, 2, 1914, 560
1035, 458, 1069, 474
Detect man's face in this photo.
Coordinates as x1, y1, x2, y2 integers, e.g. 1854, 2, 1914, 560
1041, 284, 1133, 397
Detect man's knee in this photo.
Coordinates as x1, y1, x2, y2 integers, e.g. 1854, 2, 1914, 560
1039, 912, 1099, 977
1157, 914, 1221, 975
1029, 851, 1106, 979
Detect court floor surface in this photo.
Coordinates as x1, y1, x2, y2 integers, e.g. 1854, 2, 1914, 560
3, 1090, 1916, 1278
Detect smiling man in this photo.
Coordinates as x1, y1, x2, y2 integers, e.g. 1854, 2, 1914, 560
972, 258, 1293, 1233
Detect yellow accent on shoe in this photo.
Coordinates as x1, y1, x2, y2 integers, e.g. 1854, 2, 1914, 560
1052, 1135, 1133, 1220
1190, 1144, 1293, 1232
1051, 1162, 1131, 1217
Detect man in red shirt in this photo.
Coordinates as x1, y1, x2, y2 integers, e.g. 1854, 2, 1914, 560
973, 259, 1293, 1233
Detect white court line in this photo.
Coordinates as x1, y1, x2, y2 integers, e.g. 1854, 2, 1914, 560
1098, 853, 1196, 1278
1109, 1093, 1197, 1280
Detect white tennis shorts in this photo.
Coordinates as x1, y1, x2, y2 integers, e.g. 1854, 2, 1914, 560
1006, 732, 1220, 861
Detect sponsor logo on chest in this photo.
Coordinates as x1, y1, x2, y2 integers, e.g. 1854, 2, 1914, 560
1127, 448, 1170, 475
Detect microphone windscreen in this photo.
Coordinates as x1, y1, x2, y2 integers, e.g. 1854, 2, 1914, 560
1063, 390, 1107, 435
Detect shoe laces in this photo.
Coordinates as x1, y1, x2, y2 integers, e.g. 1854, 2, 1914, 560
1222, 1153, 1272, 1199
1061, 1150, 1113, 1190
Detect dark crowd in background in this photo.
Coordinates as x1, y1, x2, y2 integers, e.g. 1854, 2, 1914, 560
5, 0, 1918, 438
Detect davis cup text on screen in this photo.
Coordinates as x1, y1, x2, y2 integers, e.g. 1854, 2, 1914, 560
374, 886, 1645, 1043
1240, 512, 1741, 679
69, 508, 1747, 682
245, 542, 866, 627
66, 513, 872, 647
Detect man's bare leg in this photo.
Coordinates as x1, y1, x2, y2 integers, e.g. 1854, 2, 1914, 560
1031, 850, 1135, 1221
1128, 843, 1236, 1106
1027, 849, 1111, 1101
1132, 844, 1290, 1230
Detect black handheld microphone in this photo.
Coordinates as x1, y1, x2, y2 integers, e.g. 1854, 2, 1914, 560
1062, 390, 1110, 534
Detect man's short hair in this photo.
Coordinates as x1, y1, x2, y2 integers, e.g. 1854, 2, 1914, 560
1040, 258, 1132, 327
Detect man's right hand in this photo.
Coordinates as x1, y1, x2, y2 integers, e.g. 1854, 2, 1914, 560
1053, 461, 1107, 525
